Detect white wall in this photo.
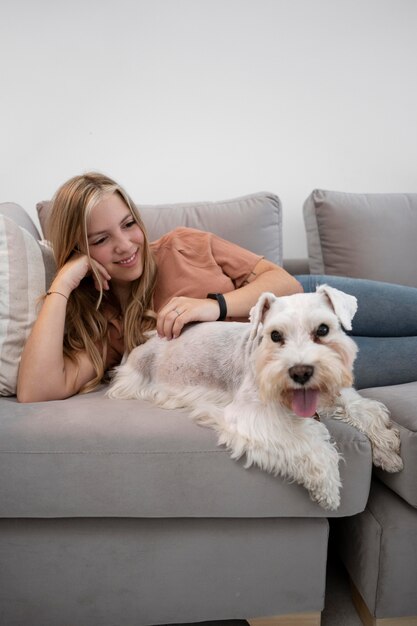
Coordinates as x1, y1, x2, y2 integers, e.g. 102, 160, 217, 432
1, 0, 417, 257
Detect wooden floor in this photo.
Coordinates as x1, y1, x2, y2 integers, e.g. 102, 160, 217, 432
350, 582, 417, 626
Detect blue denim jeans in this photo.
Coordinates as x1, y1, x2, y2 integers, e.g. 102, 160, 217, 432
295, 275, 417, 389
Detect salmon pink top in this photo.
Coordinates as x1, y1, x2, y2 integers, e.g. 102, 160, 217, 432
151, 227, 262, 310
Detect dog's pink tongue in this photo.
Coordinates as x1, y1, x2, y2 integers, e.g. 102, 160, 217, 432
292, 389, 319, 417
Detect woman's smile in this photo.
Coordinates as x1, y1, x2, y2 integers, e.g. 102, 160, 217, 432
115, 249, 139, 267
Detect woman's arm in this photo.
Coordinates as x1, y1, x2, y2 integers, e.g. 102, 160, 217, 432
17, 293, 95, 402
157, 259, 303, 339
17, 255, 111, 403
221, 258, 303, 317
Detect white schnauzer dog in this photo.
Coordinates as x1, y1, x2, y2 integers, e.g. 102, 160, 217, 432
108, 285, 403, 510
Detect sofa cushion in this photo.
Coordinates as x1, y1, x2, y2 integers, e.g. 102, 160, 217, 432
0, 214, 55, 396
37, 192, 283, 266
0, 388, 372, 519
303, 190, 417, 287
360, 382, 417, 508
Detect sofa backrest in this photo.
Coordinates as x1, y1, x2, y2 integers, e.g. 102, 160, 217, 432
304, 190, 417, 288
37, 192, 283, 266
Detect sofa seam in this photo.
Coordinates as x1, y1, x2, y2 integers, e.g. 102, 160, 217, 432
0, 449, 227, 455
365, 503, 385, 617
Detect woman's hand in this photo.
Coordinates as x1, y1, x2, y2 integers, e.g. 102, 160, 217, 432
155, 260, 303, 340
156, 296, 220, 340
51, 254, 112, 296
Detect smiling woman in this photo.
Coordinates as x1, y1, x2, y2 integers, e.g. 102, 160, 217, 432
16, 172, 302, 402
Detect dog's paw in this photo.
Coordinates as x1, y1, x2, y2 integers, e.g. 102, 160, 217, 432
373, 444, 403, 473
322, 404, 346, 420
303, 453, 342, 511
371, 425, 403, 472
309, 483, 341, 511
373, 448, 404, 473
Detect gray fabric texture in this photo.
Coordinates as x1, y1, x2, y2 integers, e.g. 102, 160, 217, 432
0, 202, 41, 240
37, 191, 283, 265
303, 189, 417, 287
336, 478, 417, 618
0, 388, 371, 519
0, 516, 328, 625
282, 257, 310, 275
0, 203, 55, 287
360, 382, 417, 508
0, 216, 55, 396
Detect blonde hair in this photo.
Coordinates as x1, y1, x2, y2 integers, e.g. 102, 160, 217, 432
47, 172, 157, 393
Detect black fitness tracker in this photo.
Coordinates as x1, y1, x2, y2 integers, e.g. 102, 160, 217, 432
207, 293, 227, 321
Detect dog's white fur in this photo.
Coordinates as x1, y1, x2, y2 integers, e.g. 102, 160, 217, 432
107, 285, 403, 510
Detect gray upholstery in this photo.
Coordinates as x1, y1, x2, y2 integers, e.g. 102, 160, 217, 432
282, 257, 310, 276
0, 202, 41, 240
304, 188, 417, 623
360, 382, 417, 507
0, 389, 371, 519
336, 479, 417, 618
37, 191, 284, 266
304, 189, 417, 287
0, 517, 328, 626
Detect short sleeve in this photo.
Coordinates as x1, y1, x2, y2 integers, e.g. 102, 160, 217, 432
208, 231, 263, 288
151, 228, 263, 311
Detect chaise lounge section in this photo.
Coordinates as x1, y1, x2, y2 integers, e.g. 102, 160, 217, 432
304, 189, 417, 625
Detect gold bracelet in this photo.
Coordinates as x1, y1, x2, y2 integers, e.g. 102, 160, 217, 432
46, 291, 69, 301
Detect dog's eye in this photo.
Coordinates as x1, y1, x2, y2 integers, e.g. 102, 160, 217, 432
316, 324, 330, 337
270, 330, 283, 343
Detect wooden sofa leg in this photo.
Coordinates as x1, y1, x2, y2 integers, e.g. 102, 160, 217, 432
248, 612, 321, 626
350, 580, 417, 626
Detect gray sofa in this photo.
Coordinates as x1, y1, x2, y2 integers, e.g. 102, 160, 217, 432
303, 190, 417, 626
0, 191, 415, 625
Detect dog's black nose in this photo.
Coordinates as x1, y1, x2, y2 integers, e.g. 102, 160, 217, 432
289, 365, 314, 385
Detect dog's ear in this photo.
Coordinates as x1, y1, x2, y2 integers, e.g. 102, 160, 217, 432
316, 284, 358, 331
249, 292, 277, 339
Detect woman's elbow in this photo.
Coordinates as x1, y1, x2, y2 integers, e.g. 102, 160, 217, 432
16, 388, 72, 403
16, 387, 36, 403
16, 380, 69, 403
290, 276, 304, 294
16, 383, 46, 403
275, 269, 304, 295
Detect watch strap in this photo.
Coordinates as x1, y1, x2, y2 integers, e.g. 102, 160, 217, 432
207, 293, 227, 321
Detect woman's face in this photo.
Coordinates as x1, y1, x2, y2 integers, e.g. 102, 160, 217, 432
86, 192, 145, 287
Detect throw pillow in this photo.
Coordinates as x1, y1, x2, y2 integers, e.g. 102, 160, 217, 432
303, 189, 417, 288
0, 215, 55, 396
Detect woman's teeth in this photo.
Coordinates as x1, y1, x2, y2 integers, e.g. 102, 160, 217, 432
118, 251, 136, 264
